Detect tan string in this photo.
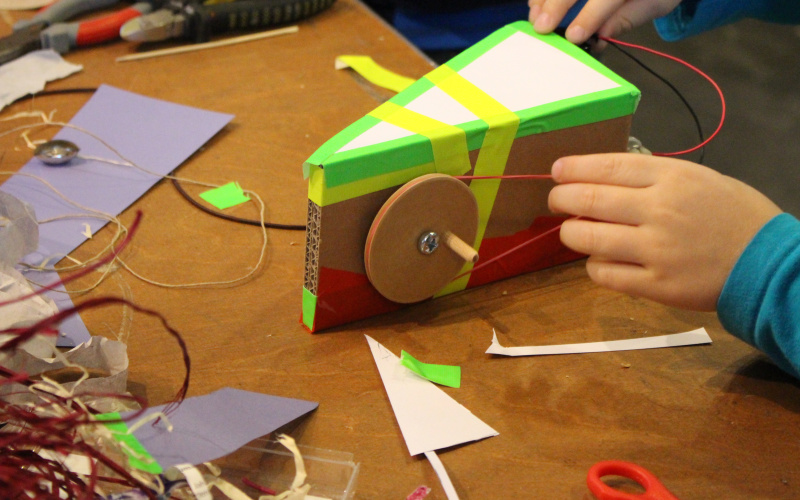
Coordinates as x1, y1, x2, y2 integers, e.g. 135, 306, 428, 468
1, 112, 270, 291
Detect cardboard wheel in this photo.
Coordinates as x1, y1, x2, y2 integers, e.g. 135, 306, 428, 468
365, 173, 479, 303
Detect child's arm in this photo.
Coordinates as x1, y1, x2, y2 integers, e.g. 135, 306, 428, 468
718, 213, 800, 378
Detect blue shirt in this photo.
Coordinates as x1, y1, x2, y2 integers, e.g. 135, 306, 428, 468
717, 213, 800, 379
654, 0, 800, 41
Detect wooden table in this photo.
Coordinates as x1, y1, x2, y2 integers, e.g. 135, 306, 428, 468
2, 2, 800, 498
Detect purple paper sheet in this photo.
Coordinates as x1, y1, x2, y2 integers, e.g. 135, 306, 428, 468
122, 388, 319, 469
1, 85, 234, 346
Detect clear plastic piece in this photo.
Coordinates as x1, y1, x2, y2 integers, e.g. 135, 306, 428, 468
214, 438, 360, 500
0, 191, 38, 267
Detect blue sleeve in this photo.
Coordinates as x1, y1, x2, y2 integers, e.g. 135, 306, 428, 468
717, 213, 800, 379
654, 0, 800, 41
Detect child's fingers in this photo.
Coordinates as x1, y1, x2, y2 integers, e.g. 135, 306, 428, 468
552, 153, 659, 187
531, 0, 579, 33
564, 0, 627, 43
559, 218, 646, 264
549, 182, 646, 224
584, 257, 651, 297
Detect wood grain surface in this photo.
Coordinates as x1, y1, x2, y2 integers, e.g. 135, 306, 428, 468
2, 2, 799, 498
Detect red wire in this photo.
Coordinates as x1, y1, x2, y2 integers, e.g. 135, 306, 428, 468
449, 39, 724, 281
453, 222, 564, 281
600, 36, 726, 157
455, 174, 553, 180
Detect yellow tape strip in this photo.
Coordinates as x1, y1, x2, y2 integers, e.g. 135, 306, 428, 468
336, 55, 416, 93
427, 66, 520, 296
368, 102, 472, 177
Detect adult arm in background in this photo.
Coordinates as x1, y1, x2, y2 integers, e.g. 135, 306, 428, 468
548, 153, 800, 378
529, 0, 800, 44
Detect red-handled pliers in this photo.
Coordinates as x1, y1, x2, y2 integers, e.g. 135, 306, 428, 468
0, 0, 157, 64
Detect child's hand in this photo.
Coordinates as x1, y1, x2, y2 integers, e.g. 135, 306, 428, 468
548, 153, 782, 310
529, 0, 681, 44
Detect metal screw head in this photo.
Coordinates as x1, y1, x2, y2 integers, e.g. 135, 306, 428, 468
34, 140, 80, 165
418, 231, 440, 255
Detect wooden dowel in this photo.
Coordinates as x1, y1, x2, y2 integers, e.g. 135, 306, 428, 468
443, 231, 479, 263
116, 26, 299, 63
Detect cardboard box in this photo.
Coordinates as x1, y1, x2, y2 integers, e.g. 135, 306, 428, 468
302, 21, 640, 332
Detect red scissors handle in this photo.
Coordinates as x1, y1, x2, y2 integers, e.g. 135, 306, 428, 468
587, 460, 679, 500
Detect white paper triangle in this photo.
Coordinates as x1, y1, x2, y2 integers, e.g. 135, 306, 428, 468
366, 335, 498, 456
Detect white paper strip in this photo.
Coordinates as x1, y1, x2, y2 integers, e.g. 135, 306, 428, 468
170, 463, 212, 500
0, 50, 82, 112
486, 327, 712, 356
424, 451, 460, 500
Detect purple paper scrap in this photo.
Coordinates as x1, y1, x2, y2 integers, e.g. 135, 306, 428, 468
121, 387, 319, 469
1, 85, 234, 346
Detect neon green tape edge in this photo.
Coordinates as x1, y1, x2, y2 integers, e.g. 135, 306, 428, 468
303, 77, 436, 180
426, 67, 520, 296
444, 24, 518, 72
369, 102, 471, 177
309, 161, 437, 207
95, 413, 162, 474
516, 88, 639, 136
304, 115, 381, 179
302, 287, 317, 330
509, 21, 635, 89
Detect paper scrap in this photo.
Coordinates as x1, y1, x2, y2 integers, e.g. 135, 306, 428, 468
0, 50, 82, 112
406, 486, 432, 500
366, 335, 497, 456
400, 350, 461, 388
424, 451, 459, 500
170, 464, 212, 500
118, 387, 318, 470
486, 327, 712, 356
199, 181, 250, 210
0, 264, 59, 343
1, 85, 234, 346
335, 55, 415, 93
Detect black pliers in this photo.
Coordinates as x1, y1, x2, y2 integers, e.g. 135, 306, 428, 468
120, 0, 336, 43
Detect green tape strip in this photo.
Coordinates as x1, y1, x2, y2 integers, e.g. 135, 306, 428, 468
445, 24, 518, 72
426, 66, 520, 295
304, 116, 377, 179
308, 161, 438, 207
369, 102, 472, 177
95, 413, 163, 474
199, 181, 250, 210
302, 287, 317, 330
400, 351, 461, 388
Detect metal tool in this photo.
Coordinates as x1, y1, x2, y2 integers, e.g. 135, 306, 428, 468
587, 460, 680, 500
120, 0, 336, 43
0, 0, 158, 64
34, 140, 80, 165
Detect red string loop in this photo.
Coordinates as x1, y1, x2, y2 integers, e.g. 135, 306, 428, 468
600, 36, 726, 157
